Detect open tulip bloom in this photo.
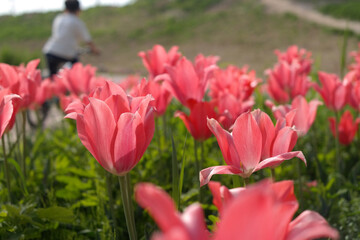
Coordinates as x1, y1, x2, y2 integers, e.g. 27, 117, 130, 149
200, 109, 306, 186
135, 180, 338, 240
266, 96, 322, 136
65, 80, 155, 176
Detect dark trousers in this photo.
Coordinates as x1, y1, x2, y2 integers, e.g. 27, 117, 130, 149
45, 53, 78, 78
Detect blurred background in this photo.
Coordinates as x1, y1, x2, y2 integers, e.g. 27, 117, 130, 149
1, 0, 360, 76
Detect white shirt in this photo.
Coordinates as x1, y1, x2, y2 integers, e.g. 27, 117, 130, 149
43, 12, 91, 59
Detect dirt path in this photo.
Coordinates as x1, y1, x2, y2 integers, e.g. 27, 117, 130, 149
261, 0, 360, 34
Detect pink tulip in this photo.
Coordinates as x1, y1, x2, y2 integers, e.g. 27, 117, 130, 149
135, 180, 338, 240
329, 110, 360, 145
58, 63, 106, 96
265, 61, 311, 103
0, 60, 41, 110
208, 180, 296, 215
138, 45, 181, 79
131, 78, 172, 116
274, 45, 312, 75
200, 109, 306, 186
213, 180, 339, 240
0, 91, 22, 137
31, 78, 54, 109
65, 80, 155, 175
313, 72, 348, 111
175, 100, 218, 141
119, 74, 142, 93
267, 96, 322, 136
209, 65, 260, 129
159, 56, 218, 107
135, 183, 209, 240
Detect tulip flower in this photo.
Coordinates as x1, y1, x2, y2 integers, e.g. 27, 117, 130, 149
58, 63, 106, 96
138, 44, 181, 79
135, 183, 209, 240
209, 65, 260, 129
274, 45, 313, 75
265, 61, 311, 104
119, 74, 142, 93
200, 109, 306, 186
65, 80, 154, 175
329, 110, 360, 145
159, 56, 218, 107
175, 100, 218, 141
313, 72, 348, 111
66, 80, 154, 240
213, 180, 339, 240
0, 91, 22, 138
266, 96, 322, 136
208, 180, 296, 215
135, 180, 338, 240
0, 91, 21, 203
131, 78, 172, 116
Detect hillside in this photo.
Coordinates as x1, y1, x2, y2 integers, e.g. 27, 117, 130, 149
0, 0, 359, 76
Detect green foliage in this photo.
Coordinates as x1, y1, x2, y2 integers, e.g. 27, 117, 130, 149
0, 46, 41, 66
319, 1, 360, 21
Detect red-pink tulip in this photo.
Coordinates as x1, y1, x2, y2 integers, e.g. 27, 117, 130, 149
135, 183, 209, 240
267, 96, 322, 136
0, 60, 41, 109
138, 45, 181, 79
175, 100, 218, 141
119, 74, 142, 93
58, 63, 106, 96
131, 78, 172, 116
213, 180, 339, 240
313, 72, 348, 111
0, 91, 21, 137
329, 110, 360, 145
208, 180, 296, 215
200, 109, 306, 186
209, 65, 260, 129
265, 61, 311, 103
160, 56, 218, 107
31, 78, 54, 109
274, 45, 312, 75
65, 80, 155, 175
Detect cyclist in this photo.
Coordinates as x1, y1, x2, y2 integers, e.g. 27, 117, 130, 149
42, 0, 100, 79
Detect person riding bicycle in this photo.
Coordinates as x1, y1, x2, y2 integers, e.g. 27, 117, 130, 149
43, 0, 100, 78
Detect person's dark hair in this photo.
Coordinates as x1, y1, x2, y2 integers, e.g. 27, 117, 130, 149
65, 0, 80, 13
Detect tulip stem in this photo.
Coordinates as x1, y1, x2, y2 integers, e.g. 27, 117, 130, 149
334, 111, 342, 174
22, 111, 27, 178
270, 168, 276, 181
2, 136, 12, 203
194, 139, 203, 202
155, 118, 162, 156
119, 174, 137, 240
243, 177, 250, 187
106, 173, 117, 234
296, 160, 304, 209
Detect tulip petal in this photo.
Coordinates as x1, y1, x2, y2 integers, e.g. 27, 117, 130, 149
200, 165, 243, 187
232, 112, 262, 171
207, 118, 240, 167
79, 98, 117, 174
135, 183, 185, 233
113, 112, 144, 174
286, 210, 339, 240
181, 204, 209, 240
254, 151, 306, 171
272, 127, 298, 156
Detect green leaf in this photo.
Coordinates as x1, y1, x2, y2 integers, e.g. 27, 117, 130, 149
36, 206, 74, 223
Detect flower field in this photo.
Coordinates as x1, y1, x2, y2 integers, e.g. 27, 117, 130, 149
0, 43, 360, 239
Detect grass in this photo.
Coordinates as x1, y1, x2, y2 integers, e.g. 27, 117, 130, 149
0, 0, 359, 75
319, 1, 360, 22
